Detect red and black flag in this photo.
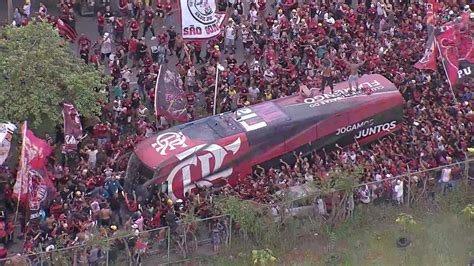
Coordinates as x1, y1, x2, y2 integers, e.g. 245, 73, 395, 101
435, 13, 474, 86
63, 102, 83, 153
56, 18, 77, 42
154, 65, 189, 123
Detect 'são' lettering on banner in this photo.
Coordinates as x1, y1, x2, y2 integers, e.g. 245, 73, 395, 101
180, 0, 225, 39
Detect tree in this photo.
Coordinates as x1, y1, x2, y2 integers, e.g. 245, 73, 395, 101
313, 164, 363, 226
0, 22, 106, 129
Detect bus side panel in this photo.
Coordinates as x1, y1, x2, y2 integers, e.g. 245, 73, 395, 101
252, 103, 403, 171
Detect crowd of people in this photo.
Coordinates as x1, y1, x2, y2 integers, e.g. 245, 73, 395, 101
0, 0, 473, 263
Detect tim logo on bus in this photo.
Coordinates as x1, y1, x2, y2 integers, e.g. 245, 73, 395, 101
166, 136, 247, 199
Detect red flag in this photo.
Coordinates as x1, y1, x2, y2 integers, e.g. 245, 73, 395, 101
13, 122, 53, 203
63, 102, 83, 153
154, 65, 189, 123
415, 32, 439, 71
56, 18, 77, 42
435, 13, 474, 86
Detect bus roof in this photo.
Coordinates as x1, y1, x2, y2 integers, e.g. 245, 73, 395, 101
134, 74, 402, 170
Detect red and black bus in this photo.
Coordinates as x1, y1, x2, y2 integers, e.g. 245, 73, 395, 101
125, 74, 405, 199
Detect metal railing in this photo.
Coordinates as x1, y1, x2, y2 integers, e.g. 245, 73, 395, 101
0, 214, 232, 265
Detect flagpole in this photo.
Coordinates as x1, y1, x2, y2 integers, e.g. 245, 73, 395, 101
213, 64, 225, 116
434, 38, 457, 102
154, 64, 163, 124
13, 121, 27, 227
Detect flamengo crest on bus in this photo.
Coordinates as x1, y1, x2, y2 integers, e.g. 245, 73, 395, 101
152, 132, 188, 155
167, 137, 242, 199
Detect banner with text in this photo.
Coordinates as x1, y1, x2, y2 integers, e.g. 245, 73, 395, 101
180, 0, 225, 39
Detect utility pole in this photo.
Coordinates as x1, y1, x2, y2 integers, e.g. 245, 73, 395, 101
7, 0, 13, 25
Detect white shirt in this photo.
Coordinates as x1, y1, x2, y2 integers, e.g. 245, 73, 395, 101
86, 149, 98, 165
101, 37, 112, 54
441, 168, 451, 182
394, 182, 403, 198
250, 9, 258, 23
325, 17, 335, 25
248, 86, 260, 99
225, 26, 236, 40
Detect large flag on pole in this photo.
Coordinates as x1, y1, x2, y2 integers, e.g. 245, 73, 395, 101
13, 122, 53, 206
179, 0, 226, 39
154, 65, 189, 123
0, 122, 16, 165
414, 31, 438, 71
435, 13, 474, 86
63, 102, 83, 153
415, 0, 443, 71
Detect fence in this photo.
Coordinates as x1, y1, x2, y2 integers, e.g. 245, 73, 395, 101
264, 157, 474, 227
0, 214, 232, 266
1, 157, 473, 265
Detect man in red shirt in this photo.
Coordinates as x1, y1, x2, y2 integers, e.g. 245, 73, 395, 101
97, 11, 105, 37
128, 36, 139, 67
93, 122, 110, 145
77, 33, 90, 50
90, 49, 101, 69
119, 0, 128, 17
129, 18, 140, 39
114, 16, 125, 43
164, 0, 173, 24
142, 7, 156, 39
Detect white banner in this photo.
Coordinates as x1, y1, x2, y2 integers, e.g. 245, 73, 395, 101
180, 0, 225, 39
0, 122, 16, 165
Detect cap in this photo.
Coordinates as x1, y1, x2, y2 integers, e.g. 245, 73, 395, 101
75, 191, 81, 196
110, 225, 117, 231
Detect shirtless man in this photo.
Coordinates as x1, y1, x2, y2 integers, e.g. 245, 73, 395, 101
345, 57, 366, 93
320, 53, 334, 94
100, 204, 113, 227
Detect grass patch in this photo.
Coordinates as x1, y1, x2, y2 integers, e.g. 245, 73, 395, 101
209, 187, 474, 266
